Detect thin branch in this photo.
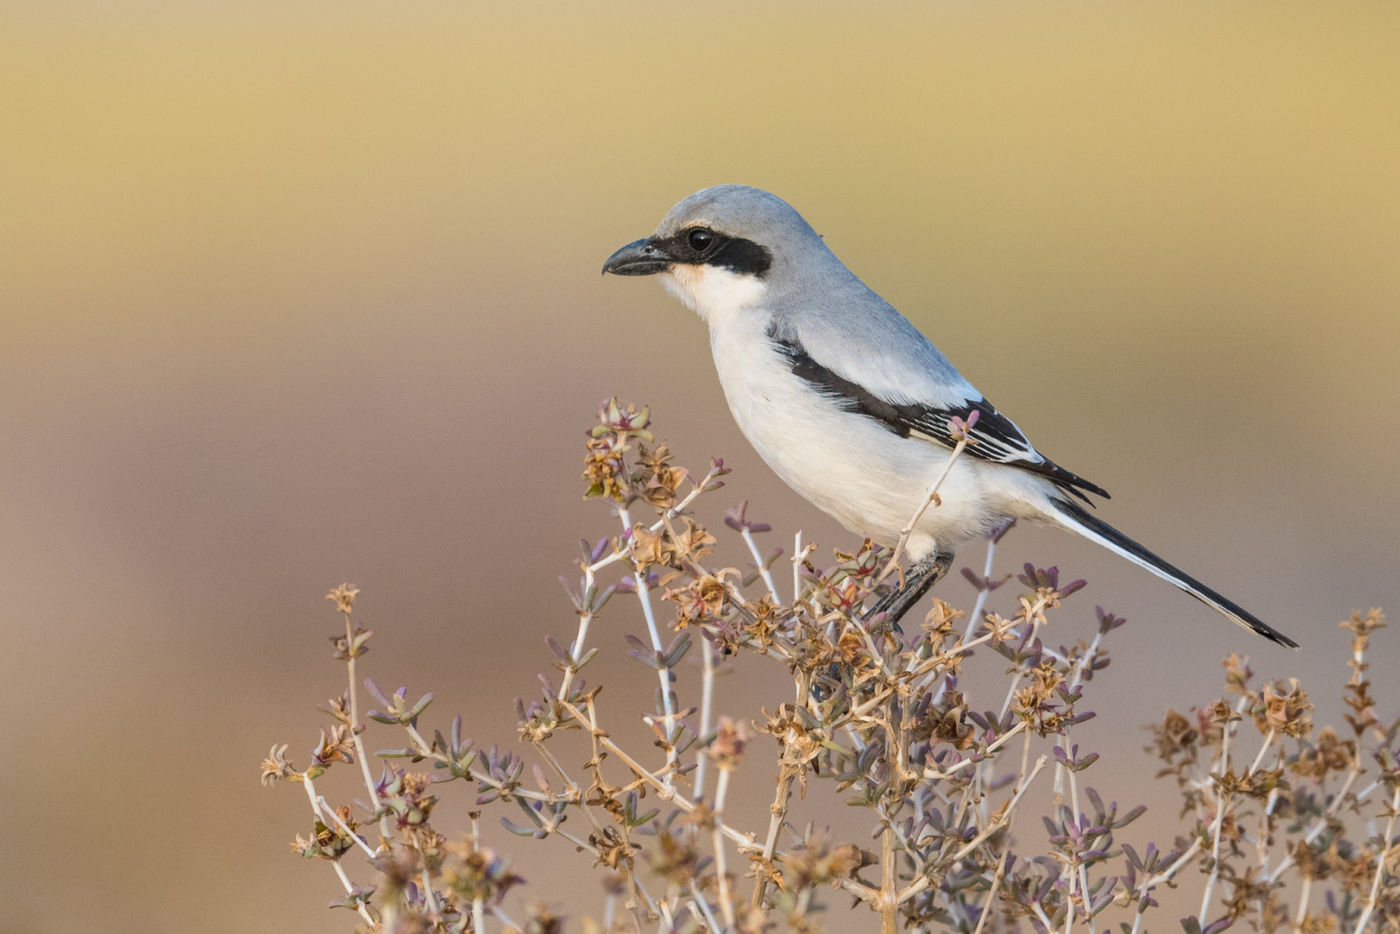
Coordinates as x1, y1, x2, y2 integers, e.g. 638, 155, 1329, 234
877, 434, 971, 586
740, 526, 781, 601
1353, 785, 1400, 933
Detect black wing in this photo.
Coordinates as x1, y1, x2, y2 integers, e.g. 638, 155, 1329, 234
769, 328, 1109, 504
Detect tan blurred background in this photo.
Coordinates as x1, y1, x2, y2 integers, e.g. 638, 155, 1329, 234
3, 2, 1398, 931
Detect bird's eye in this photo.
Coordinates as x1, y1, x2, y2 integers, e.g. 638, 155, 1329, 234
686, 228, 716, 253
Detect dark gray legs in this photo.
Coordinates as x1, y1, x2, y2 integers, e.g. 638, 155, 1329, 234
862, 551, 954, 628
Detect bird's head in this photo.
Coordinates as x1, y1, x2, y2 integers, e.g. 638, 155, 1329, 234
602, 185, 825, 325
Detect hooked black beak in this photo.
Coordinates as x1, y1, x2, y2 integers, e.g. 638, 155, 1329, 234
601, 237, 674, 276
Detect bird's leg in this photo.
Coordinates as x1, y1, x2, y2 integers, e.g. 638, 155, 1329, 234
862, 551, 954, 629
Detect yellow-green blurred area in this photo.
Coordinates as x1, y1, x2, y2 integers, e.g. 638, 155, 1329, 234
3, 2, 1397, 931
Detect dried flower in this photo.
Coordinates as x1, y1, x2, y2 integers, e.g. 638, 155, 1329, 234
1252, 679, 1313, 739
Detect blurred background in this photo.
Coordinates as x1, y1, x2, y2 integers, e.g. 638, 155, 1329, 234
3, 2, 1398, 931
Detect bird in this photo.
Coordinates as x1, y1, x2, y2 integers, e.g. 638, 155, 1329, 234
602, 185, 1298, 648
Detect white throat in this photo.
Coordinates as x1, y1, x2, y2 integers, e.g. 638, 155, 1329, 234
660, 265, 767, 328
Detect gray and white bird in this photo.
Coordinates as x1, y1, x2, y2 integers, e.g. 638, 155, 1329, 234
603, 185, 1297, 648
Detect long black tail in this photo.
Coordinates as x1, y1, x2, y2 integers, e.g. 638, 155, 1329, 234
1053, 499, 1298, 648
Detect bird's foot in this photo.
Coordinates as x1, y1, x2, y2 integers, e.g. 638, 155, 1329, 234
861, 551, 954, 631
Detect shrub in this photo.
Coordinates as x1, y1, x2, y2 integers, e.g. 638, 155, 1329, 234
263, 400, 1394, 933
